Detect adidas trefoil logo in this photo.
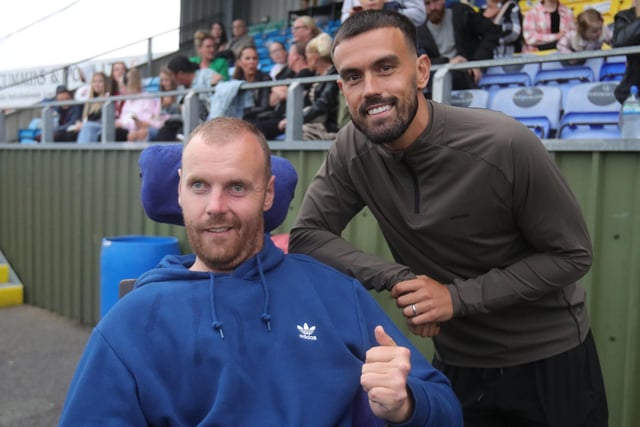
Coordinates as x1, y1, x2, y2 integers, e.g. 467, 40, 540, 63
297, 323, 317, 341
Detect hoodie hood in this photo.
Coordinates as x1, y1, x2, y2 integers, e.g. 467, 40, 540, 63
134, 234, 286, 338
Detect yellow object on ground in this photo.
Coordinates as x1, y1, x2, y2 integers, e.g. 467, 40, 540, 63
0, 264, 8, 283
0, 250, 24, 307
0, 283, 24, 307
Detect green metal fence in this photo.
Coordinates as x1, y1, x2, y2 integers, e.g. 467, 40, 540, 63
0, 141, 639, 426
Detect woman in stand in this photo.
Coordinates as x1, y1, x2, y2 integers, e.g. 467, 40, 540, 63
115, 68, 162, 142
75, 72, 110, 143
232, 45, 274, 122
279, 33, 339, 140
189, 30, 229, 82
522, 0, 575, 52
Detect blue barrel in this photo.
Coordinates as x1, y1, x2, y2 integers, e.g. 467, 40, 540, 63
100, 235, 180, 318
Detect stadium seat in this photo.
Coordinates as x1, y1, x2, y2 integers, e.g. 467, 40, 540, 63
484, 62, 540, 83
489, 86, 563, 138
449, 89, 490, 108
18, 118, 42, 144
478, 63, 539, 98
558, 82, 621, 139
534, 62, 594, 86
599, 56, 627, 81
534, 60, 596, 103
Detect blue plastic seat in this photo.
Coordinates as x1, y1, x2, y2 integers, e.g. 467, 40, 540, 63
18, 118, 42, 144
489, 86, 562, 138
534, 66, 594, 86
449, 89, 490, 109
599, 61, 626, 82
558, 82, 621, 139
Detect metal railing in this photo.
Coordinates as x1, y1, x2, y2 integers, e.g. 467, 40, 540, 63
2, 45, 640, 145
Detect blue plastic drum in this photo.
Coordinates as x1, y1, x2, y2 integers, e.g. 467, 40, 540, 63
100, 235, 180, 318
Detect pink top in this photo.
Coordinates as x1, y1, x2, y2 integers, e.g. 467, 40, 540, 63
118, 97, 163, 131
522, 2, 576, 52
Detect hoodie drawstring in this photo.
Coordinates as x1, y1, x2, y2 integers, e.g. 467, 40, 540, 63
256, 255, 272, 332
209, 275, 224, 339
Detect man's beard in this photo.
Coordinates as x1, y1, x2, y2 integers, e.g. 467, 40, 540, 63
185, 213, 264, 272
350, 80, 420, 145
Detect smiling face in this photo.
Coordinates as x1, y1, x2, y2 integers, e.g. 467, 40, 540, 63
199, 36, 216, 61
333, 26, 431, 150
179, 125, 274, 273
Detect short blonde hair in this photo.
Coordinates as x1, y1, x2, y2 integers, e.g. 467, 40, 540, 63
306, 32, 333, 61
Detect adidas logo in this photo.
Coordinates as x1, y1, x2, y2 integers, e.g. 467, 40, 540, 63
297, 323, 317, 341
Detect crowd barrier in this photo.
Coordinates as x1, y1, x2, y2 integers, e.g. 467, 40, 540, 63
2, 45, 640, 145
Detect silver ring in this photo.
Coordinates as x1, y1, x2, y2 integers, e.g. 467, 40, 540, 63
411, 303, 418, 316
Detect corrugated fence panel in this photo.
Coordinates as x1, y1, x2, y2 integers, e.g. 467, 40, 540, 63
0, 145, 639, 427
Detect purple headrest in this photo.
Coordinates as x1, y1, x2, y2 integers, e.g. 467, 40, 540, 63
138, 144, 298, 232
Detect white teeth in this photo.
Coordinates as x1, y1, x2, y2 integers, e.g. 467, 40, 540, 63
368, 105, 391, 115
209, 227, 230, 233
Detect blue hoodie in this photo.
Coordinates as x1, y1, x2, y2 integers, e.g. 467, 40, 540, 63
60, 235, 462, 426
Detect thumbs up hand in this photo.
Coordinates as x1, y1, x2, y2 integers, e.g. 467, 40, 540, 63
361, 326, 414, 424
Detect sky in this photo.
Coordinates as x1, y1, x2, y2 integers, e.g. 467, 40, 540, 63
0, 0, 181, 72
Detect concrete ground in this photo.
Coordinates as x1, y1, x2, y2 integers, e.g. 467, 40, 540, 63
0, 305, 91, 427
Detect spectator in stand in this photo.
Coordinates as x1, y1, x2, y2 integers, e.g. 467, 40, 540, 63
190, 30, 230, 81
115, 68, 162, 142
341, 0, 426, 26
254, 40, 315, 140
109, 61, 129, 119
482, 0, 523, 57
210, 21, 229, 52
76, 71, 110, 143
232, 46, 274, 123
149, 67, 181, 142
612, 0, 640, 104
268, 41, 292, 80
211, 21, 236, 67
291, 16, 321, 44
557, 9, 612, 59
52, 87, 83, 142
110, 61, 129, 96
168, 54, 223, 99
522, 0, 575, 53
228, 19, 256, 62
416, 0, 500, 91
279, 33, 339, 141
159, 55, 222, 141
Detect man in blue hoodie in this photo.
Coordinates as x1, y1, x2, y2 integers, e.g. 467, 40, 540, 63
59, 117, 462, 426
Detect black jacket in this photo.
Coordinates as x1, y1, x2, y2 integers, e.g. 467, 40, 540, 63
242, 69, 273, 120
416, 2, 500, 64
303, 67, 339, 133
612, 7, 640, 103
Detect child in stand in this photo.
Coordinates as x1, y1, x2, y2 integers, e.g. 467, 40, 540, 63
557, 8, 612, 54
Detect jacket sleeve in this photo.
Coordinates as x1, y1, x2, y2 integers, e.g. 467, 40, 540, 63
303, 80, 339, 124
353, 281, 463, 427
612, 9, 640, 47
458, 4, 501, 60
448, 129, 593, 316
289, 136, 416, 291
58, 329, 147, 426
394, 0, 427, 26
556, 30, 574, 52
499, 2, 522, 47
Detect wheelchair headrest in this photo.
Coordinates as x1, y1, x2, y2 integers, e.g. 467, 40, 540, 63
138, 144, 298, 232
